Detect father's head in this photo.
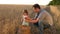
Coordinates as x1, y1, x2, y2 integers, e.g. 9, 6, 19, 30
33, 4, 41, 13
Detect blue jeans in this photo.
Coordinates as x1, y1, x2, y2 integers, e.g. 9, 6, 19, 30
38, 22, 44, 34
38, 22, 51, 34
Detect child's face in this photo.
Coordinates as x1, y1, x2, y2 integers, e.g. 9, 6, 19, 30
23, 13, 28, 15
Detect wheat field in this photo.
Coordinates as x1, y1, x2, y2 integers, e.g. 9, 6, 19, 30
0, 5, 60, 34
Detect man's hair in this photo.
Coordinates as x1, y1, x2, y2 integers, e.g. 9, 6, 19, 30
23, 9, 28, 15
33, 4, 41, 9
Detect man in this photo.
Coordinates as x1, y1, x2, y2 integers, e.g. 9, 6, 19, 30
29, 4, 53, 34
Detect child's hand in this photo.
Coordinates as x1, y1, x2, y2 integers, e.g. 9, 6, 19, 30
21, 19, 23, 22
25, 19, 30, 22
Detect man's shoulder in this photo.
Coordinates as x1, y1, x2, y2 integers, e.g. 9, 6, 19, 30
41, 9, 47, 12
41, 9, 48, 13
40, 9, 46, 14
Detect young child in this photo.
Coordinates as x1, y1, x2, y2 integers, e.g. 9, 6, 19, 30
21, 10, 31, 34
22, 9, 30, 26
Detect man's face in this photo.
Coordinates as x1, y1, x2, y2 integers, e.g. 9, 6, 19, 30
33, 7, 40, 13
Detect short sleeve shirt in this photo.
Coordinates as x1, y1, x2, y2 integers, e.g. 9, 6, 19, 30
34, 9, 53, 26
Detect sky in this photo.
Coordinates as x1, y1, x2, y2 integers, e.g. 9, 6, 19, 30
0, 0, 52, 5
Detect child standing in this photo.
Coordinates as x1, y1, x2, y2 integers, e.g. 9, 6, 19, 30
22, 9, 30, 26
21, 9, 31, 34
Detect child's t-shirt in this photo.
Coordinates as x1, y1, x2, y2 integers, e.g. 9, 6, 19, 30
22, 15, 29, 26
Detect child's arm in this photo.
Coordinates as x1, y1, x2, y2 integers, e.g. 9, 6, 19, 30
25, 16, 32, 22
21, 18, 23, 22
25, 16, 38, 23
21, 16, 23, 23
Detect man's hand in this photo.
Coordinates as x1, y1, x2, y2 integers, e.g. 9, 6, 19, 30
25, 16, 39, 23
30, 18, 39, 23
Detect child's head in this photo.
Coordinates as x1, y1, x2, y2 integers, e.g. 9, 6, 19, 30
23, 9, 28, 15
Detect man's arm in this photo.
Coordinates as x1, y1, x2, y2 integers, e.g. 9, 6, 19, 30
25, 12, 45, 23
30, 18, 39, 23
25, 16, 39, 23
30, 12, 46, 23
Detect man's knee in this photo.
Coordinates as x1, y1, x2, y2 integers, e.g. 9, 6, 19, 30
44, 24, 51, 29
38, 22, 51, 29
